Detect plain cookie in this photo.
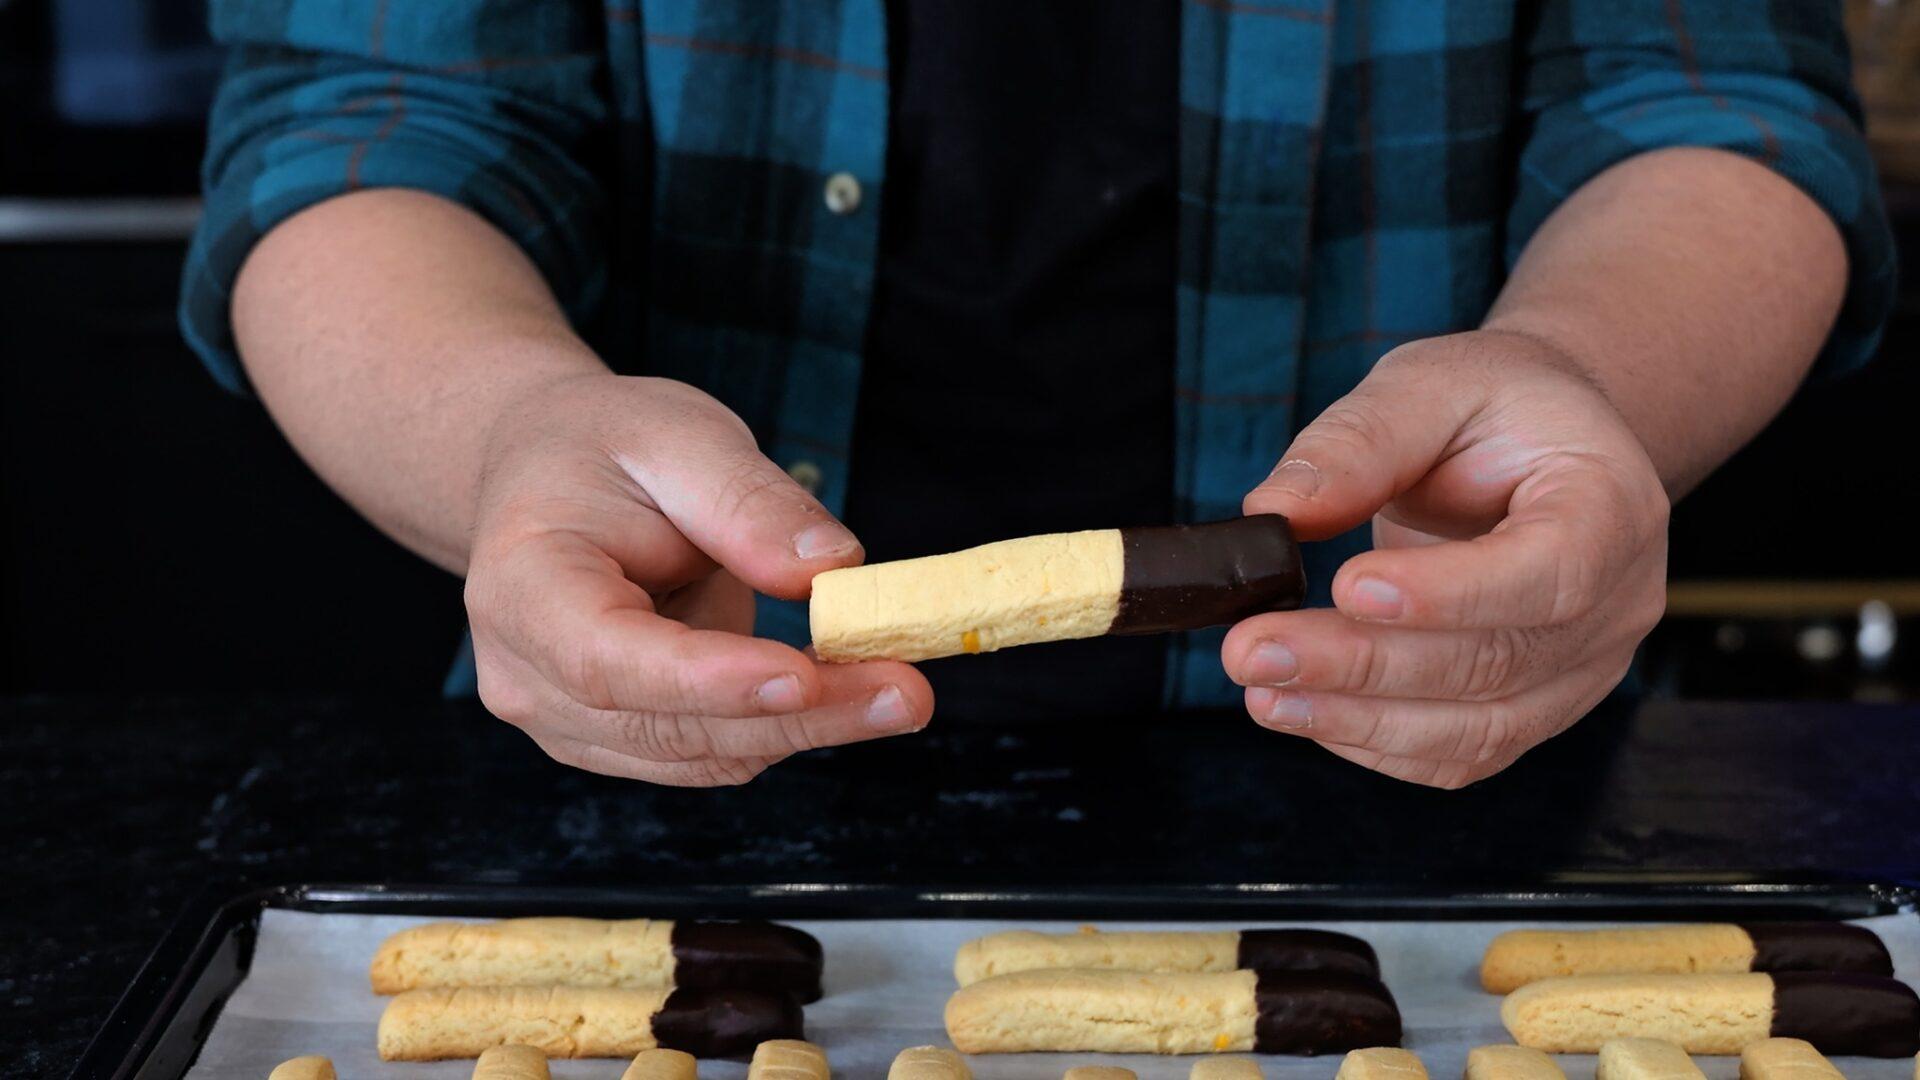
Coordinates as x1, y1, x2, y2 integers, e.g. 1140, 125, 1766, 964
889, 1046, 970, 1080
1465, 1045, 1565, 1080
1596, 1038, 1704, 1080
1335, 1047, 1426, 1080
267, 1057, 335, 1080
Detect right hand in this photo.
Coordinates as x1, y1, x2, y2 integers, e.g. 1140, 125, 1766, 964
465, 372, 934, 786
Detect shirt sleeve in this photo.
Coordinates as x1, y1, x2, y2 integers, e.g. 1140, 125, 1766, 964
178, 0, 610, 393
1509, 2, 1896, 378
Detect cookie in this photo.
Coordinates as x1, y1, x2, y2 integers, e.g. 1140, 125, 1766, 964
1190, 1058, 1263, 1080
1596, 1038, 1704, 1080
376, 985, 803, 1060
749, 1040, 829, 1080
889, 1046, 971, 1080
943, 968, 1399, 1055
1500, 972, 1920, 1056
810, 516, 1303, 662
1334, 1047, 1426, 1080
1464, 1046, 1565, 1080
1064, 1069, 1137, 1080
1480, 924, 1891, 993
954, 929, 1377, 986
473, 1045, 550, 1080
267, 1056, 335, 1080
623, 1049, 699, 1080
1740, 1039, 1843, 1080
370, 918, 823, 1001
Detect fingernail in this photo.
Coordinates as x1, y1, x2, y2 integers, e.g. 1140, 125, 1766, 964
1264, 459, 1322, 500
865, 686, 917, 733
1262, 690, 1314, 730
793, 521, 859, 560
1247, 640, 1299, 685
1349, 576, 1405, 620
753, 674, 805, 714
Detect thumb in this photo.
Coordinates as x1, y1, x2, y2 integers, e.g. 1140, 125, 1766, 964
636, 418, 862, 602
1243, 347, 1484, 541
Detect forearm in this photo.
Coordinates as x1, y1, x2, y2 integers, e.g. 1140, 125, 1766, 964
231, 189, 605, 574
1484, 147, 1848, 496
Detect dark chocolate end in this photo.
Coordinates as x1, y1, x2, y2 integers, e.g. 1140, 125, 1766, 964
671, 920, 825, 1003
1740, 921, 1894, 976
653, 987, 804, 1059
1237, 929, 1380, 979
1253, 970, 1402, 1055
1770, 971, 1920, 1058
1111, 515, 1306, 636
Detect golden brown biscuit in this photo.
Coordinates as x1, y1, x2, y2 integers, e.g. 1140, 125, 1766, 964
473, 1044, 551, 1080
888, 1047, 971, 1080
1335, 1048, 1426, 1080
953, 929, 1377, 985
811, 518, 1303, 663
368, 918, 822, 1000
623, 1049, 699, 1080
1740, 1039, 1844, 1080
267, 1056, 335, 1080
1190, 1058, 1264, 1080
1596, 1038, 1704, 1080
749, 1040, 830, 1080
1501, 972, 1920, 1056
1464, 1046, 1565, 1080
1479, 924, 1891, 994
376, 985, 802, 1060
943, 968, 1399, 1055
1063, 1069, 1137, 1080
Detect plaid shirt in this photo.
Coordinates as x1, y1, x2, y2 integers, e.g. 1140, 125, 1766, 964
182, 1, 1894, 707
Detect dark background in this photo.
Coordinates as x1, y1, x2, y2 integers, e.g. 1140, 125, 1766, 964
2, 0, 1916, 697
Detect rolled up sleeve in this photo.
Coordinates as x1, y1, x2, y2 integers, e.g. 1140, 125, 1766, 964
179, 0, 610, 393
1510, 1, 1895, 377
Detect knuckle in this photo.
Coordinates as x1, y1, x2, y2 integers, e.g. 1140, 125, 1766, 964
614, 710, 713, 763
690, 757, 769, 787
1461, 630, 1525, 700
1544, 540, 1607, 624
1307, 398, 1393, 458
712, 457, 791, 522
554, 633, 620, 711
474, 662, 538, 726
1345, 634, 1392, 693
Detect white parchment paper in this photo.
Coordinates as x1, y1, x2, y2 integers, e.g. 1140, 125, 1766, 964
185, 911, 1920, 1080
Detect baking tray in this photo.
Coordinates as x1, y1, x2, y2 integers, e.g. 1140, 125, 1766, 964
70, 876, 1920, 1080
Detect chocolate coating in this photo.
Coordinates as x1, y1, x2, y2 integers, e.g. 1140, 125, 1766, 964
1769, 971, 1920, 1058
1252, 970, 1402, 1055
671, 920, 825, 1002
1111, 515, 1306, 635
1237, 929, 1380, 979
1740, 922, 1894, 976
653, 987, 804, 1059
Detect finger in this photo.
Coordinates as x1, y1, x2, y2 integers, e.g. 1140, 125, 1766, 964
1243, 659, 1622, 763
1313, 741, 1513, 790
656, 569, 757, 634
536, 660, 935, 762
622, 399, 864, 599
1243, 340, 1486, 541
473, 529, 823, 717
1329, 455, 1664, 629
1222, 608, 1582, 702
531, 732, 788, 788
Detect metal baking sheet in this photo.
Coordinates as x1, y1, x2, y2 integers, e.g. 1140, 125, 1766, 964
72, 882, 1920, 1080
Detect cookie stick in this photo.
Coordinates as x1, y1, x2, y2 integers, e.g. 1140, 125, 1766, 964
1740, 1039, 1844, 1080
1597, 1039, 1705, 1080
1191, 1059, 1263, 1080
1464, 1047, 1565, 1080
1064, 1069, 1137, 1080
1337, 1048, 1427, 1080
749, 1041, 830, 1080
370, 918, 825, 1001
890, 1047, 971, 1080
955, 929, 1378, 985
474, 1045, 551, 1080
943, 968, 1400, 1055
1480, 924, 1892, 993
267, 1057, 335, 1080
1501, 972, 1920, 1056
625, 1049, 700, 1080
377, 985, 803, 1060
810, 516, 1304, 663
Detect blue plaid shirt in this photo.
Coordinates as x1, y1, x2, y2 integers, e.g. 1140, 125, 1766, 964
182, 1, 1894, 707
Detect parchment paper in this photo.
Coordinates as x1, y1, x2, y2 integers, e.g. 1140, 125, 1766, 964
185, 911, 1920, 1080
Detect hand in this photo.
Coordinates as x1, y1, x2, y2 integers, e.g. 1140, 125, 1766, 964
464, 373, 934, 786
1224, 330, 1669, 788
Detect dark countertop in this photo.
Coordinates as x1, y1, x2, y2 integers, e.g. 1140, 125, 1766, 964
6, 694, 1920, 1075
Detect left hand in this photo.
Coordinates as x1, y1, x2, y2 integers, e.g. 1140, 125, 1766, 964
1223, 329, 1669, 788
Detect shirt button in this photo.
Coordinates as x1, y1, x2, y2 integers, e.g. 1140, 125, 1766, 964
823, 172, 862, 215
787, 460, 824, 494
